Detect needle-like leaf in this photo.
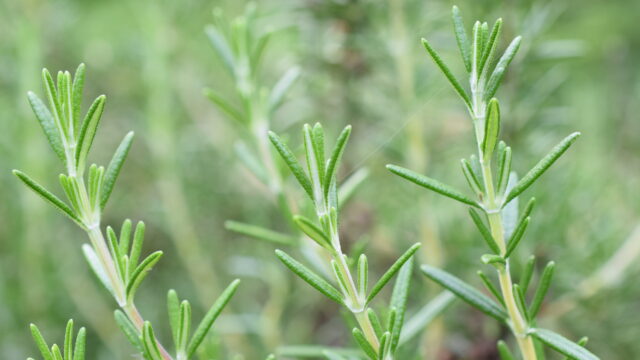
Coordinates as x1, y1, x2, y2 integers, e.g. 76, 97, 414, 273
452, 6, 471, 72
387, 165, 480, 207
268, 131, 313, 199
367, 243, 420, 304
421, 38, 472, 109
529, 328, 599, 360
504, 132, 581, 205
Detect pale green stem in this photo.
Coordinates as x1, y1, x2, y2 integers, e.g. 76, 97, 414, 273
480, 160, 537, 360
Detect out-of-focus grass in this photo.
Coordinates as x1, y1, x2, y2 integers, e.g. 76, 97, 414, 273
0, 0, 638, 359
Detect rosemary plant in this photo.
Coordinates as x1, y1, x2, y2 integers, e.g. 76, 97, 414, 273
28, 320, 86, 360
269, 124, 420, 360
387, 7, 598, 360
15, 65, 239, 360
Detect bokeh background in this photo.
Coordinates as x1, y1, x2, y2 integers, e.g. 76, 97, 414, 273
1, 0, 639, 359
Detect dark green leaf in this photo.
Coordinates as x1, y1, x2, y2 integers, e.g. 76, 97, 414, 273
323, 125, 352, 202
497, 340, 515, 360
275, 250, 344, 305
520, 255, 536, 293
478, 19, 502, 75
75, 95, 106, 172
30, 324, 53, 360
421, 38, 472, 109
482, 98, 501, 162
529, 261, 555, 317
268, 131, 313, 199
13, 170, 82, 226
126, 251, 163, 301
101, 130, 133, 208
504, 217, 529, 258
469, 208, 500, 254
387, 165, 479, 207
504, 132, 581, 205
352, 328, 377, 360
114, 310, 143, 352
187, 279, 240, 357
477, 271, 504, 306
367, 243, 421, 303
389, 258, 413, 353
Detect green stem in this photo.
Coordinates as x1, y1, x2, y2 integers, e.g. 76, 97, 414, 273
481, 162, 537, 360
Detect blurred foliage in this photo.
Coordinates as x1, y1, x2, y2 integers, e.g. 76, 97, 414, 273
0, 0, 638, 359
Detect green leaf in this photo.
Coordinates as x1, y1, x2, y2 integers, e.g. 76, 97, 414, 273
205, 25, 235, 74
389, 258, 413, 354
387, 165, 479, 207
421, 265, 507, 322
504, 217, 529, 258
128, 221, 145, 278
71, 64, 86, 132
225, 220, 296, 245
357, 254, 368, 299
167, 290, 180, 347
293, 215, 332, 250
275, 250, 344, 305
126, 251, 163, 301
378, 332, 390, 359
42, 69, 66, 140
367, 243, 421, 303
468, 208, 500, 254
485, 36, 522, 101
563, 338, 590, 360
477, 271, 504, 306
482, 98, 501, 162
73, 327, 86, 360
114, 310, 143, 352
142, 322, 163, 360
30, 324, 53, 360
472, 21, 482, 73
461, 159, 483, 196
504, 132, 580, 205
352, 328, 377, 360
204, 88, 245, 124
63, 320, 73, 360
497, 340, 516, 360
269, 67, 301, 112
513, 284, 531, 322
529, 261, 555, 317
520, 255, 536, 293
478, 19, 503, 75
303, 124, 324, 201
451, 6, 471, 73
177, 301, 191, 351
75, 95, 106, 173
529, 328, 599, 360
268, 131, 313, 199
367, 308, 383, 338
27, 91, 65, 162
13, 170, 82, 226
323, 126, 352, 203
421, 38, 472, 109
187, 279, 241, 357
101, 131, 134, 209
496, 142, 512, 195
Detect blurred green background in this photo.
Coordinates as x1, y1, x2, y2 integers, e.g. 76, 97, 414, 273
1, 0, 639, 359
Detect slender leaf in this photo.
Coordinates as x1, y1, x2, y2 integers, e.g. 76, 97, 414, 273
399, 291, 455, 344
114, 310, 143, 352
478, 19, 503, 75
482, 98, 501, 161
529, 261, 555, 317
421, 38, 472, 109
477, 271, 504, 306
357, 254, 368, 298
421, 265, 507, 321
469, 208, 500, 254
276, 250, 344, 305
205, 25, 235, 74
451, 6, 471, 72
367, 243, 421, 303
461, 159, 483, 196
71, 63, 85, 131
367, 309, 383, 338
167, 290, 180, 347
72, 327, 86, 360
13, 170, 82, 226
269, 67, 301, 111
529, 328, 599, 360
389, 258, 413, 353
497, 340, 516, 360
323, 125, 352, 201
387, 165, 479, 207
268, 131, 313, 199
75, 95, 106, 170
27, 92, 66, 162
187, 279, 241, 357
226, 220, 296, 245
100, 131, 134, 209
126, 251, 163, 301
142, 322, 163, 360
204, 88, 245, 124
82, 245, 114, 297
520, 255, 536, 293
505, 217, 529, 258
30, 324, 53, 360
352, 328, 377, 360
505, 132, 580, 205
485, 36, 522, 100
